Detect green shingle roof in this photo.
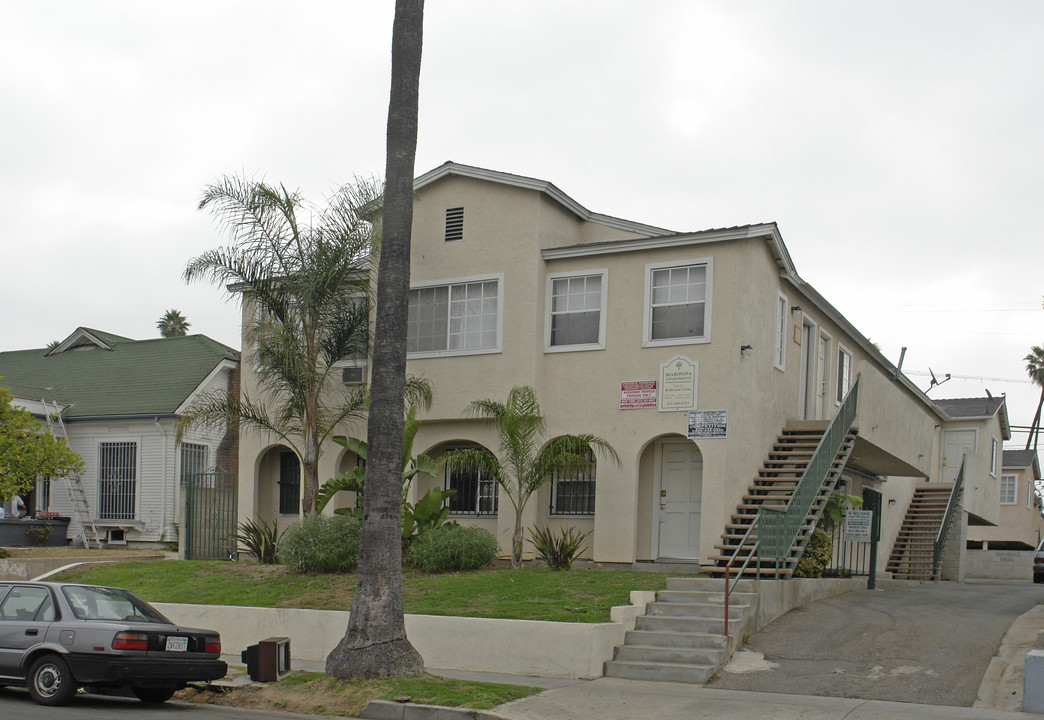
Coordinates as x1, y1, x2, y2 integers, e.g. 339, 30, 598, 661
0, 330, 238, 419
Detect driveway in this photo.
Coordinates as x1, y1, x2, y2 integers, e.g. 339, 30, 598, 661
707, 579, 1042, 707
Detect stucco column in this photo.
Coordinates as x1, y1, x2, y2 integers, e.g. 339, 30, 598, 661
592, 460, 639, 564
939, 509, 968, 583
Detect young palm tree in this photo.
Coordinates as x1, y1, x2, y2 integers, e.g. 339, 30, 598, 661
1026, 345, 1044, 452
181, 174, 425, 516
326, 0, 427, 679
157, 309, 190, 337
444, 385, 619, 568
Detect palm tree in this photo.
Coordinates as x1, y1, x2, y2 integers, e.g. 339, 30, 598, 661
157, 309, 190, 337
326, 0, 426, 679
1026, 345, 1044, 452
181, 174, 417, 516
445, 385, 619, 568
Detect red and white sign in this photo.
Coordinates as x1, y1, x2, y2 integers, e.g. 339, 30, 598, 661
620, 380, 657, 409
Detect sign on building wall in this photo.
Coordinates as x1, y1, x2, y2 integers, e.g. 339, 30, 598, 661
688, 409, 727, 439
620, 380, 657, 409
659, 356, 698, 412
844, 510, 873, 542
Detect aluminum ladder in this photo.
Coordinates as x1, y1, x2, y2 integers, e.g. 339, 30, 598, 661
41, 398, 102, 549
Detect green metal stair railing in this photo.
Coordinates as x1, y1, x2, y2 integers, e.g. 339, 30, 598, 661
932, 456, 964, 578
724, 375, 861, 600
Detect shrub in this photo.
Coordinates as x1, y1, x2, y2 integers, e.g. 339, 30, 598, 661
528, 525, 589, 570
0, 547, 9, 559
278, 515, 361, 573
793, 527, 832, 578
234, 518, 283, 564
406, 524, 499, 573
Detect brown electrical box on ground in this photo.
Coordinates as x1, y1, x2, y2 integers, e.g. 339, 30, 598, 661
241, 636, 291, 682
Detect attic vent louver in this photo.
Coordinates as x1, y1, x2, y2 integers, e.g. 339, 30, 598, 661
445, 207, 464, 242
342, 367, 364, 385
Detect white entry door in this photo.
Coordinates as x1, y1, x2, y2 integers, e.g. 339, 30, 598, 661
816, 333, 831, 420
656, 441, 703, 559
942, 430, 976, 483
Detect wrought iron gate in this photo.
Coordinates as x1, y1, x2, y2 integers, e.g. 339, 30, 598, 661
185, 472, 238, 560
825, 486, 882, 577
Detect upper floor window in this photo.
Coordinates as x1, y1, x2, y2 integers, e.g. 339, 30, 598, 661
643, 258, 712, 346
407, 276, 502, 357
546, 270, 607, 351
990, 437, 999, 477
1000, 474, 1017, 504
836, 345, 853, 403
774, 292, 788, 371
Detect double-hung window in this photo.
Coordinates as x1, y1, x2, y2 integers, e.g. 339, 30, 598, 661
836, 346, 853, 403
99, 441, 137, 520
546, 270, 607, 351
1000, 474, 1017, 504
550, 450, 596, 515
990, 437, 999, 477
774, 292, 788, 370
407, 276, 502, 356
644, 258, 712, 346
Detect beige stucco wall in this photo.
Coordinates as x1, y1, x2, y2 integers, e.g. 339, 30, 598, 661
233, 170, 953, 569
969, 463, 1044, 549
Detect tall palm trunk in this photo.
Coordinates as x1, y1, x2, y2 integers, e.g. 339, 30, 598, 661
1029, 388, 1044, 453
327, 0, 425, 678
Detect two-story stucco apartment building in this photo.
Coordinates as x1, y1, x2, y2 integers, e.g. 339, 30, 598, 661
236, 162, 1010, 578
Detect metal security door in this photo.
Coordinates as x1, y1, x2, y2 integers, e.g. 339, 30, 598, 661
185, 472, 238, 560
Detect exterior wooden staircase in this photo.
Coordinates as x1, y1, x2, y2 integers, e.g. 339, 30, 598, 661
604, 578, 759, 683
886, 484, 954, 580
707, 421, 859, 578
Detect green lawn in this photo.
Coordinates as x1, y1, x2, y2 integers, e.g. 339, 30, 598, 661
54, 561, 689, 623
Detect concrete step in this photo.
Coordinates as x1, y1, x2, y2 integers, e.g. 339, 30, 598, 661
647, 601, 753, 619
665, 577, 758, 593
614, 644, 725, 666
656, 589, 758, 605
604, 659, 717, 684
635, 614, 741, 635
623, 629, 729, 650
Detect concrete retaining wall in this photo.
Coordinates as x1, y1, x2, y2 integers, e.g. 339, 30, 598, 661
965, 549, 1033, 581
753, 577, 866, 630
154, 603, 625, 679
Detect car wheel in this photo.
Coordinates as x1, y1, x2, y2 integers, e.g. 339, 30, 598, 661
26, 655, 78, 706
133, 687, 176, 704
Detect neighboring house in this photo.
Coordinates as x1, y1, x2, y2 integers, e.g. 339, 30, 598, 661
968, 449, 1043, 551
0, 327, 239, 546
235, 162, 1008, 578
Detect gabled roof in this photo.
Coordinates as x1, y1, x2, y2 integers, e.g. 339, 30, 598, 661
933, 396, 1011, 439
1003, 449, 1041, 478
414, 161, 673, 237
0, 331, 238, 420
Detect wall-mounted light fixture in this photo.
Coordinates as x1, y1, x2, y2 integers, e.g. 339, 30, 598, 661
790, 305, 803, 314
740, 344, 753, 357
888, 498, 896, 506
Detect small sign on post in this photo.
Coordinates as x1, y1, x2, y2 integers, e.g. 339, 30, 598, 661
844, 510, 873, 543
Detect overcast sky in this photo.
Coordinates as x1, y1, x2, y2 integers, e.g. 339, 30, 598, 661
2, 1, 1042, 440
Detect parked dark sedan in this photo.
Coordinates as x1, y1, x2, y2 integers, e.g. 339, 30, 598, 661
0, 580, 226, 705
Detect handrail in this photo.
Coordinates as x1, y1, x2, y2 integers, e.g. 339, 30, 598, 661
723, 375, 860, 635
760, 375, 860, 564
933, 456, 965, 577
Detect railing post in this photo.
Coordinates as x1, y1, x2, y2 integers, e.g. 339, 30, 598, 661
724, 562, 731, 637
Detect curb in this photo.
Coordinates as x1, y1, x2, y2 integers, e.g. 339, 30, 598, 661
360, 699, 512, 720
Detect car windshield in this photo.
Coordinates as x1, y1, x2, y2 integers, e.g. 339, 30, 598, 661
62, 585, 172, 624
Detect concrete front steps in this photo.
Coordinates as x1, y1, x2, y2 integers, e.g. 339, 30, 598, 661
604, 577, 758, 683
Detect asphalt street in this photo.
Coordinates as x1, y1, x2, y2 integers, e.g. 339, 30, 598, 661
706, 579, 1043, 707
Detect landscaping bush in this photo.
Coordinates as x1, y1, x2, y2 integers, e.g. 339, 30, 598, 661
278, 515, 361, 573
234, 518, 283, 564
528, 525, 589, 570
406, 524, 499, 573
793, 527, 832, 578
0, 547, 9, 559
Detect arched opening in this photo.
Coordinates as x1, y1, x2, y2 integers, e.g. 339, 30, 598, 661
637, 435, 703, 561
255, 444, 300, 531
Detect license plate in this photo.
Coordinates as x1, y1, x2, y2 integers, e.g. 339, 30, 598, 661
165, 636, 188, 652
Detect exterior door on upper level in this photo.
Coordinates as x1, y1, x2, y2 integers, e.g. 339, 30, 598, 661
942, 429, 976, 484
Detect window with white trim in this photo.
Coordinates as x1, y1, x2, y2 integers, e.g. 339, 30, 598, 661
99, 441, 136, 520
774, 292, 788, 370
836, 346, 853, 403
546, 270, 607, 350
550, 450, 596, 515
407, 277, 501, 356
643, 258, 712, 345
990, 437, 999, 477
1000, 474, 1017, 504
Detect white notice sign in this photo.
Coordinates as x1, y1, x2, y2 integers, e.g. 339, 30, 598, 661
844, 510, 873, 543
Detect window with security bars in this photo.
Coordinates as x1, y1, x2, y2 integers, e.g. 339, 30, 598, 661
550, 451, 596, 515
279, 451, 300, 514
445, 207, 464, 242
445, 453, 497, 515
99, 442, 137, 520
407, 279, 499, 354
180, 443, 210, 486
